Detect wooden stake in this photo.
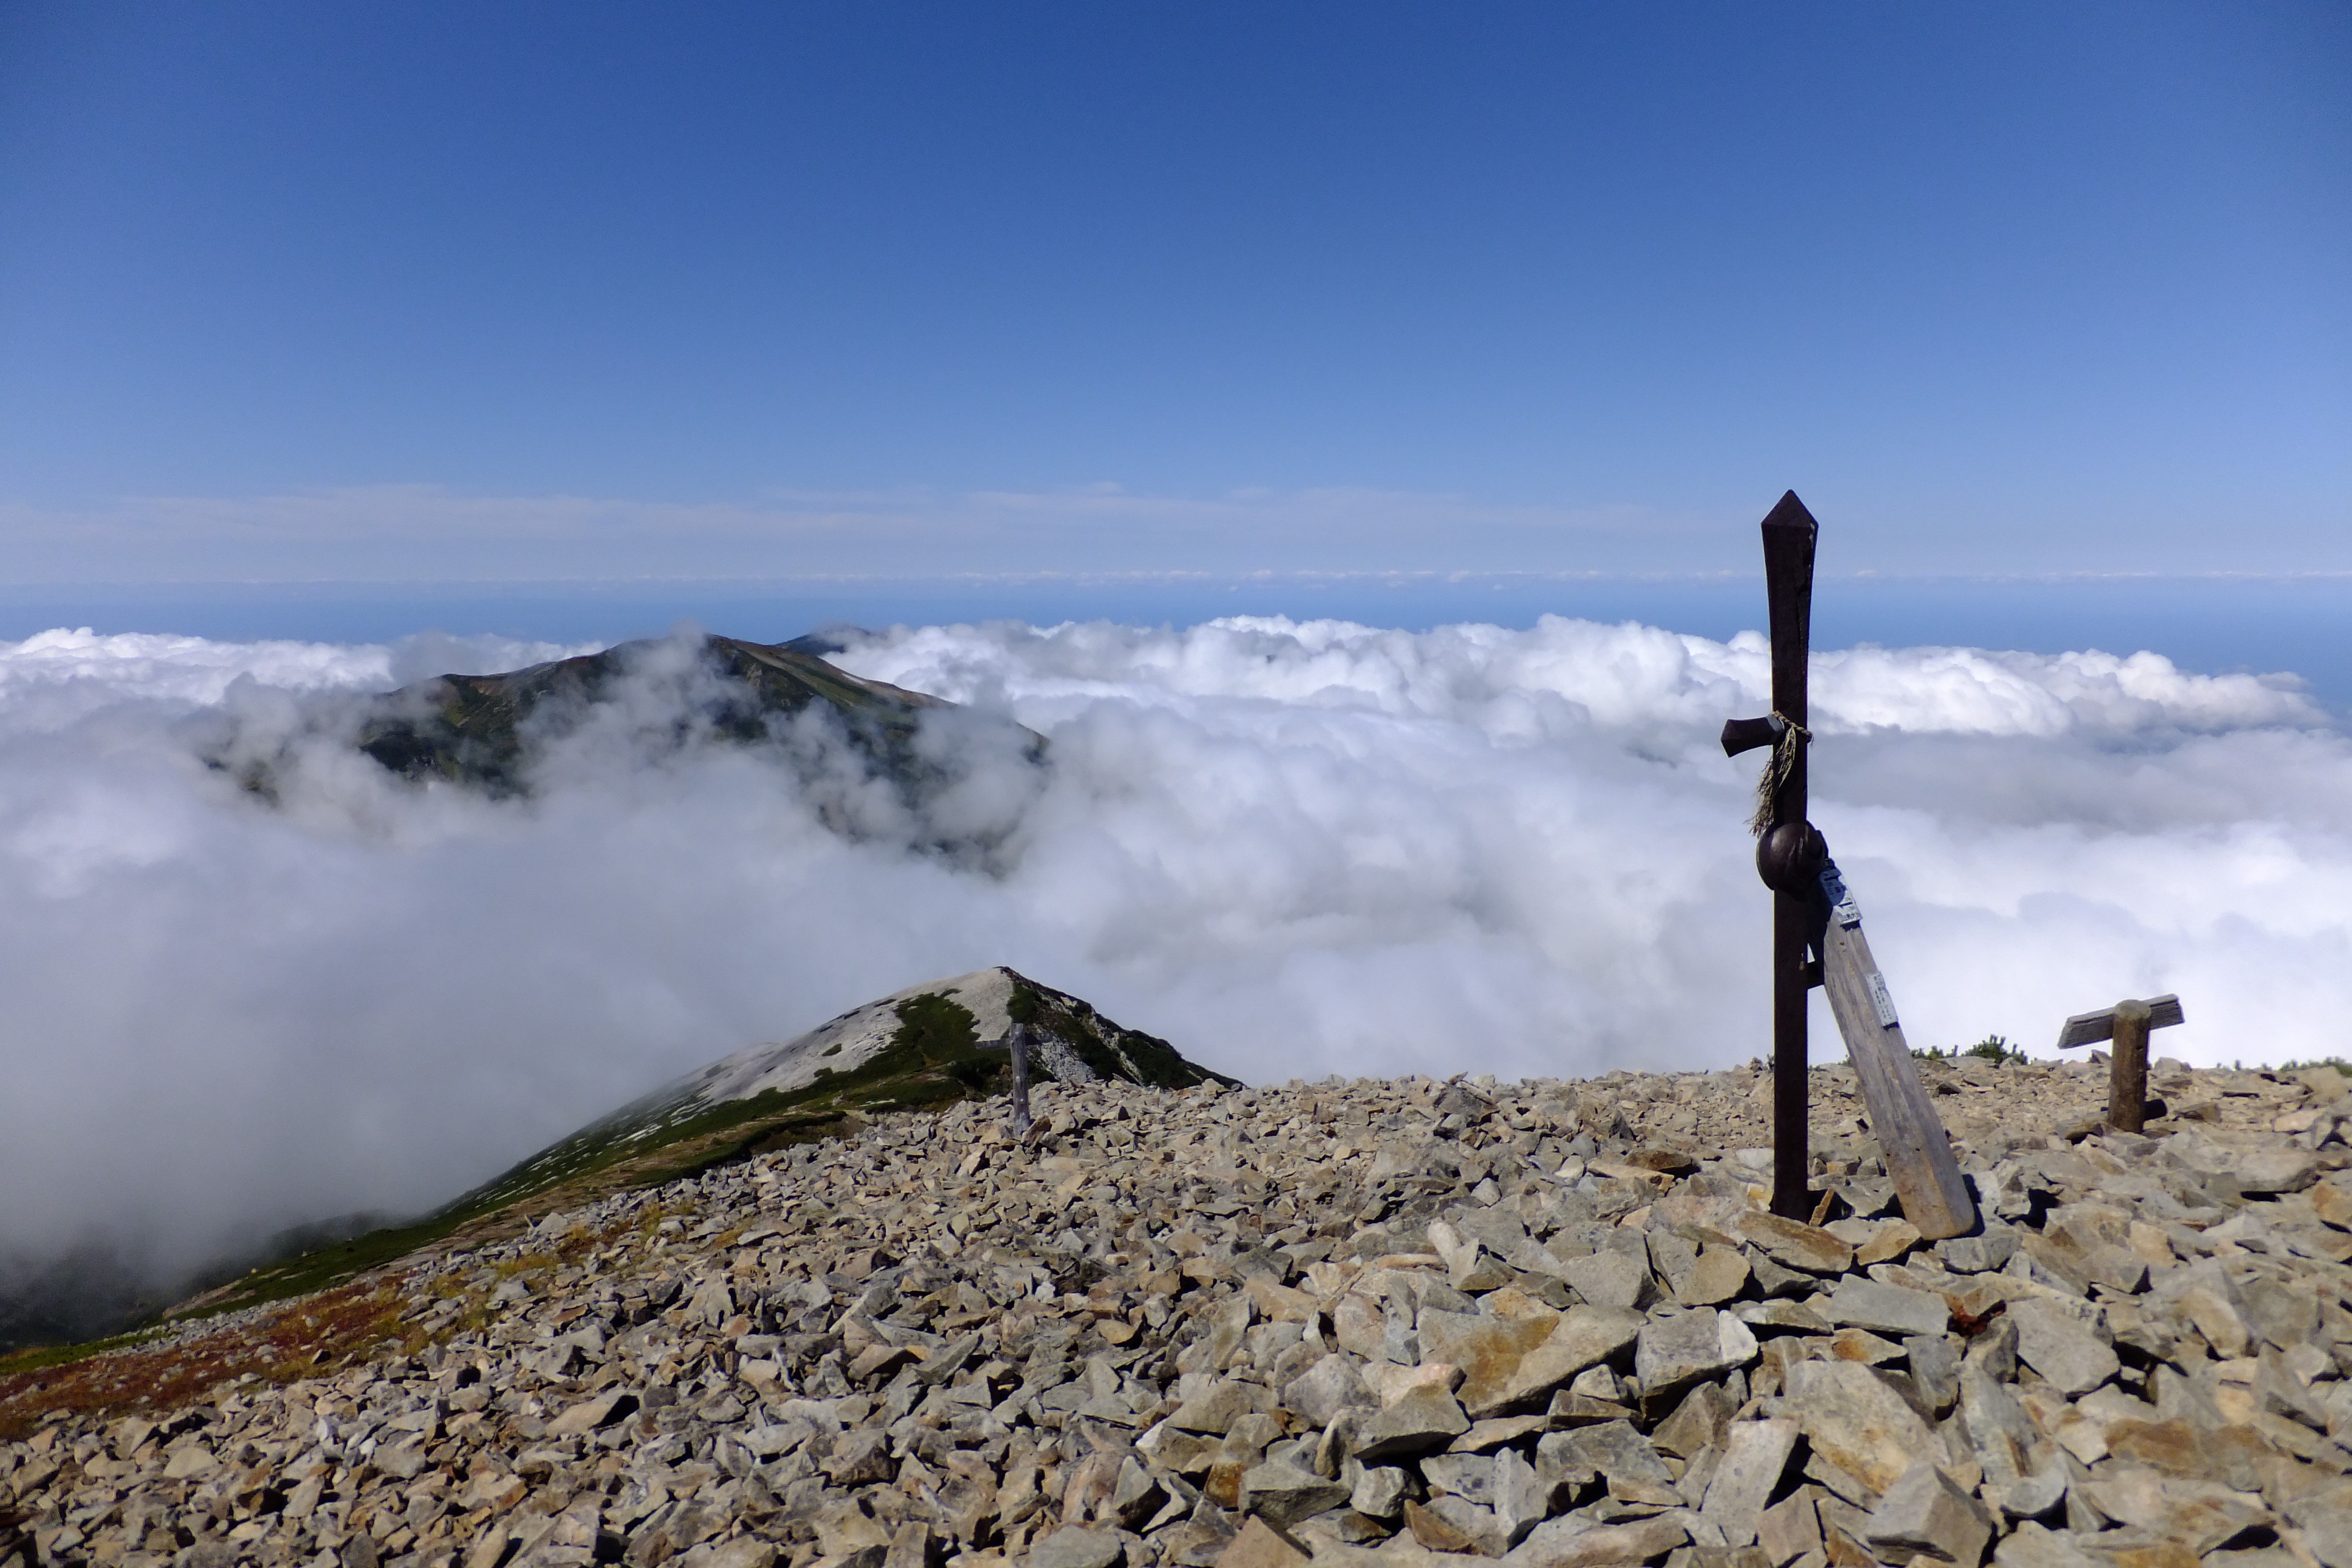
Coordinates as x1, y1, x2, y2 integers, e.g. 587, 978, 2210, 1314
2108, 999, 2153, 1134
1010, 1022, 1033, 1134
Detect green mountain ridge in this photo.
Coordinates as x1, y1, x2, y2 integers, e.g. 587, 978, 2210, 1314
354, 631, 981, 795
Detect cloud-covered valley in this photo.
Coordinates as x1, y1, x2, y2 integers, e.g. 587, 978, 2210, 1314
1, 616, 2345, 1313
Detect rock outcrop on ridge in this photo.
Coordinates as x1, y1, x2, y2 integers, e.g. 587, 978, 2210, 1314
9, 1055, 2352, 1568
592, 967, 1223, 1143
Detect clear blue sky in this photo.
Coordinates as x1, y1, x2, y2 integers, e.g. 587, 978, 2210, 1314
1, 2, 2345, 586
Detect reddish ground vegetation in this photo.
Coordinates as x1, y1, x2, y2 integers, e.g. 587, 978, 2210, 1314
0, 1276, 418, 1441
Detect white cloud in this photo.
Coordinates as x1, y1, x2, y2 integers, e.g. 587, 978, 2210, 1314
0, 613, 2344, 1297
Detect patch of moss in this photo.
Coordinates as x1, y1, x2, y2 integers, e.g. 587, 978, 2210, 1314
891, 991, 981, 1058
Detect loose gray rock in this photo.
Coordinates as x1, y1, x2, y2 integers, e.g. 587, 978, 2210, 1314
1502, 1512, 1689, 1568
7, 1053, 2347, 1568
1784, 1358, 1944, 1496
1236, 1458, 1349, 1526
2006, 1298, 2119, 1396
1867, 1458, 1995, 1568
1281, 1353, 1373, 1429
1352, 1386, 1469, 1461
1633, 1307, 1757, 1396
1548, 1420, 1679, 1508
1558, 1250, 1651, 1311
1939, 1228, 2021, 1273
1699, 1417, 1798, 1546
1027, 1528, 1125, 1568
1350, 1465, 1409, 1520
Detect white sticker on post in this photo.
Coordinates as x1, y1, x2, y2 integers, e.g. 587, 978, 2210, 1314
1866, 971, 1899, 1028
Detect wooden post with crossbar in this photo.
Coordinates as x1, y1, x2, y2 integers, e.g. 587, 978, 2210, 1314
2056, 994, 2184, 1133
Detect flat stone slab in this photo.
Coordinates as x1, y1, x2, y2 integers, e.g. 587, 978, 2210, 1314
1031, 1529, 1125, 1568
1494, 1306, 1645, 1410
1737, 1211, 1857, 1274
1546, 1419, 1679, 1508
1418, 1307, 1561, 1416
1353, 1387, 1471, 1461
1784, 1358, 1944, 1496
1700, 1418, 1799, 1546
1821, 1277, 1950, 1338
1501, 1513, 1689, 1568
1632, 1307, 1757, 1395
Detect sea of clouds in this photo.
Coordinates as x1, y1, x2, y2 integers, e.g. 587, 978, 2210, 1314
2, 616, 2347, 1301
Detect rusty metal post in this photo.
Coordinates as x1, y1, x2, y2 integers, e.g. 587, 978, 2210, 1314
1761, 494, 1819, 1221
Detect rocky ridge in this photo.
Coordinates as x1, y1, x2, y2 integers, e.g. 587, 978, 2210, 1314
461, 970, 1225, 1225
569, 968, 1217, 1167
9, 1054, 2352, 1568
167, 973, 1227, 1332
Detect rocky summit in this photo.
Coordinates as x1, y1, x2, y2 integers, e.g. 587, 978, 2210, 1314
9, 1052, 2352, 1568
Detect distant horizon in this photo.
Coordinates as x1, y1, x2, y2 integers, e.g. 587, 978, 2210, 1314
7, 570, 2347, 707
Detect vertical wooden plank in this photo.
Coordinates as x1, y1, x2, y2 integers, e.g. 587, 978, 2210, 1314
1817, 915, 1978, 1239
1761, 492, 1819, 1221
1010, 1023, 1033, 1134
2109, 1000, 2152, 1134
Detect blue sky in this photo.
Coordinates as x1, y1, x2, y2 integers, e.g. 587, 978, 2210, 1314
1, 2, 2345, 589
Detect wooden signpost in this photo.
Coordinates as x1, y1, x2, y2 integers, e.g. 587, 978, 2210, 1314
1721, 492, 1978, 1239
2057, 994, 2184, 1134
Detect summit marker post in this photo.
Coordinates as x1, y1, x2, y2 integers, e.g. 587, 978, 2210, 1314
1721, 492, 1977, 1238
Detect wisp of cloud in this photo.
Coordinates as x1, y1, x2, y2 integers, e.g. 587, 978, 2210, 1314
1, 616, 2345, 1316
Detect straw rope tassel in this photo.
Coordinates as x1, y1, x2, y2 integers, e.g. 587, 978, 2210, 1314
1749, 713, 1811, 837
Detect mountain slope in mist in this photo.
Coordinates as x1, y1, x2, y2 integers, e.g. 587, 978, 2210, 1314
7, 613, 2346, 1361
165, 967, 1229, 1331
353, 631, 990, 795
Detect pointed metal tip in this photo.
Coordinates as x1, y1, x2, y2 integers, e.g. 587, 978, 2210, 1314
1761, 490, 1819, 535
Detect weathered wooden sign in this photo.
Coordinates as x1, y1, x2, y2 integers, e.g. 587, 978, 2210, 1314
2057, 993, 2184, 1134
1721, 492, 1978, 1239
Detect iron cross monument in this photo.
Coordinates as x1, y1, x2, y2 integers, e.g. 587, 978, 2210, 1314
1720, 492, 1978, 1239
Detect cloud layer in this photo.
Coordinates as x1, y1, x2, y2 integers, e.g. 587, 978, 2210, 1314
1, 616, 2344, 1295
